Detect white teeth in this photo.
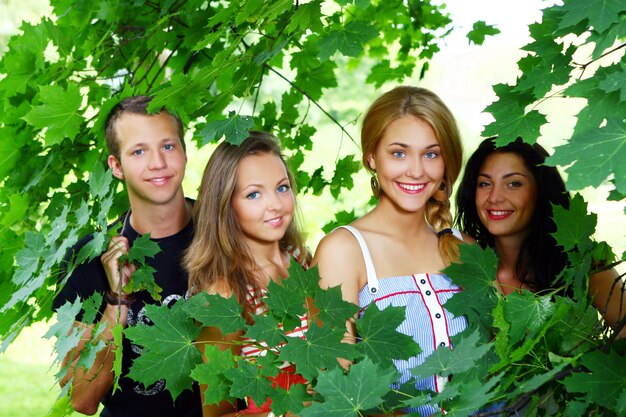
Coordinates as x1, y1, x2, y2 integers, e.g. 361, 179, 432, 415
490, 210, 510, 216
399, 183, 425, 191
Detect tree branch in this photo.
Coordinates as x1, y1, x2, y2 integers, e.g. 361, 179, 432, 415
266, 65, 356, 146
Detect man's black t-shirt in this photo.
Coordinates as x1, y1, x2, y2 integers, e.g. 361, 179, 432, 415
53, 213, 202, 417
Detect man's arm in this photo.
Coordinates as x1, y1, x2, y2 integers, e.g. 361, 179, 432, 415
60, 304, 128, 415
59, 235, 136, 415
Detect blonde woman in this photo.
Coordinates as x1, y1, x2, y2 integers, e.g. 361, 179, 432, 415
313, 86, 470, 416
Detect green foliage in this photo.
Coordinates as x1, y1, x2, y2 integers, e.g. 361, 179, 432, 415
1, 0, 624, 415
483, 0, 626, 197
466, 21, 501, 45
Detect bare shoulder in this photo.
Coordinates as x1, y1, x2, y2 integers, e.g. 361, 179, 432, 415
313, 227, 363, 267
312, 227, 366, 301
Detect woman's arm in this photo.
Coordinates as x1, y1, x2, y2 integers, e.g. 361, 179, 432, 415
197, 322, 243, 417
311, 229, 365, 358
588, 267, 626, 339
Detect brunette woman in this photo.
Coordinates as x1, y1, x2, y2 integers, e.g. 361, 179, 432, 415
185, 131, 310, 417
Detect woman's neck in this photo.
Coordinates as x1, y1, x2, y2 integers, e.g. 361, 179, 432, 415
369, 196, 429, 234
246, 240, 289, 287
494, 236, 526, 294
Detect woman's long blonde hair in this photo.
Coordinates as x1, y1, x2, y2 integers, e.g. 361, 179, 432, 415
361, 86, 463, 264
185, 131, 308, 316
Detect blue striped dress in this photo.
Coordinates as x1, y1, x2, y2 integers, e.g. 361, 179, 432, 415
340, 226, 467, 416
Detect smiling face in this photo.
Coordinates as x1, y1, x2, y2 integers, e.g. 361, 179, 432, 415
475, 152, 538, 242
231, 152, 295, 247
367, 115, 445, 213
107, 111, 187, 210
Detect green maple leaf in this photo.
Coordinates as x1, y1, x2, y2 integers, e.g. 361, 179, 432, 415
503, 292, 556, 344
183, 292, 246, 335
482, 101, 546, 145
280, 322, 360, 380
126, 233, 162, 264
265, 274, 308, 330
366, 59, 408, 88
12, 231, 44, 286
75, 229, 108, 264
564, 67, 626, 135
564, 349, 626, 410
564, 399, 590, 416
598, 63, 626, 101
88, 163, 113, 200
432, 373, 503, 417
294, 59, 338, 101
466, 21, 501, 45
504, 300, 571, 367
304, 166, 328, 195
285, 0, 323, 34
47, 205, 70, 243
322, 210, 358, 234
198, 111, 255, 146
443, 244, 498, 329
123, 265, 163, 301
0, 127, 26, 180
125, 301, 203, 400
22, 83, 84, 146
509, 361, 569, 398
548, 119, 626, 193
559, 0, 622, 33
551, 194, 596, 251
270, 382, 309, 416
244, 314, 286, 349
589, 19, 626, 59
411, 330, 491, 379
302, 358, 396, 417
44, 296, 84, 364
74, 200, 90, 229
281, 262, 320, 299
190, 344, 235, 405
330, 155, 361, 199
313, 285, 359, 329
319, 21, 378, 61
356, 303, 421, 366
616, 388, 626, 415
224, 358, 274, 406
0, 193, 30, 226
112, 322, 124, 394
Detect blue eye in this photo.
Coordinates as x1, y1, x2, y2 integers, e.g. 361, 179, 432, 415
132, 149, 145, 156
163, 144, 175, 151
277, 184, 290, 193
424, 151, 438, 159
246, 191, 260, 199
392, 150, 405, 158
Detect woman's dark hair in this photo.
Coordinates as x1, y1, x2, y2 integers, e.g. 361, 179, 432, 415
455, 137, 570, 292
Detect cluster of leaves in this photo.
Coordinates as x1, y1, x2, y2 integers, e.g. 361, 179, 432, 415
482, 0, 626, 201
441, 195, 626, 416
0, 0, 624, 415
0, 0, 494, 351
51, 194, 624, 417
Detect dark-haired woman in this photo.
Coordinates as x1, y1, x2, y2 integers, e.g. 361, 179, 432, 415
456, 137, 625, 337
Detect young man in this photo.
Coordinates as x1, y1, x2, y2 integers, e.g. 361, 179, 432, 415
53, 96, 201, 417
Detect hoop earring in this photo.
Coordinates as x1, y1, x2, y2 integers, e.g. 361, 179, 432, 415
433, 180, 450, 202
370, 174, 381, 199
